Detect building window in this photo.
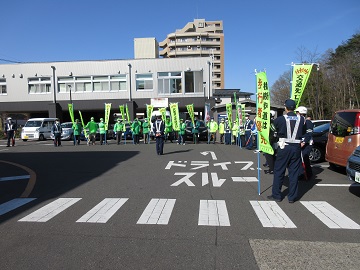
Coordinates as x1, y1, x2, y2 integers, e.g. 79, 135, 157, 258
185, 71, 202, 94
0, 78, 6, 94
110, 75, 127, 91
136, 74, 153, 91
93, 76, 109, 91
28, 77, 51, 94
158, 72, 182, 95
75, 77, 92, 92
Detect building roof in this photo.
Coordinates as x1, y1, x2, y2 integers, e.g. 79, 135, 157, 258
213, 89, 254, 97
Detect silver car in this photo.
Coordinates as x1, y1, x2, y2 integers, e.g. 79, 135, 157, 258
346, 145, 360, 183
50, 122, 74, 141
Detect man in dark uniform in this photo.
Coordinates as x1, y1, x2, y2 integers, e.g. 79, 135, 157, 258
52, 119, 62, 147
152, 114, 165, 155
267, 99, 306, 203
244, 114, 254, 149
4, 117, 17, 147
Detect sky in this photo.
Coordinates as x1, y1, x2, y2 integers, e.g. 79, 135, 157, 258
1, 0, 359, 94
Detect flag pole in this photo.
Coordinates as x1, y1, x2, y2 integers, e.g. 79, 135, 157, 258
255, 69, 261, 196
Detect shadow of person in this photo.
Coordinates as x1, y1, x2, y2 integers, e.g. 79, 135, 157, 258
162, 149, 192, 155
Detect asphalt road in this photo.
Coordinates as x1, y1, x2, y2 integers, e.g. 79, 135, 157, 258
1, 138, 360, 270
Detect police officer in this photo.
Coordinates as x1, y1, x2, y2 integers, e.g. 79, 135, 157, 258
4, 117, 17, 147
295, 106, 314, 180
224, 118, 231, 145
153, 114, 165, 155
267, 99, 306, 203
52, 119, 62, 147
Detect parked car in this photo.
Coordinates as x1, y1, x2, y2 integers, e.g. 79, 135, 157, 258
309, 122, 330, 163
346, 145, 360, 183
50, 122, 74, 141
185, 120, 208, 141
326, 109, 360, 168
311, 120, 331, 128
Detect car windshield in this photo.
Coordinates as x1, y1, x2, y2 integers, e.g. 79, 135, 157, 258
61, 123, 73, 128
313, 123, 330, 133
24, 120, 42, 127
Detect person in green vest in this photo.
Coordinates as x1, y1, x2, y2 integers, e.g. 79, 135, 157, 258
98, 118, 106, 145
131, 118, 141, 145
178, 118, 186, 145
207, 117, 218, 144
84, 117, 98, 146
191, 117, 201, 144
165, 116, 173, 143
72, 119, 83, 146
142, 118, 151, 144
218, 118, 225, 144
232, 120, 239, 145
113, 118, 124, 145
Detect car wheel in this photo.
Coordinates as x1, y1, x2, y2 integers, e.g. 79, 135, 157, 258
22, 139, 28, 142
309, 146, 323, 163
39, 134, 45, 141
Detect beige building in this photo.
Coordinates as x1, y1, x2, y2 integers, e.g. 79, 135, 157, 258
159, 19, 224, 90
134, 38, 159, 59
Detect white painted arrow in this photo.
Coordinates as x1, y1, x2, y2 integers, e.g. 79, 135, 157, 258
200, 151, 218, 160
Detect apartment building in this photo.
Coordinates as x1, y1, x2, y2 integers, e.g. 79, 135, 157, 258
159, 19, 224, 90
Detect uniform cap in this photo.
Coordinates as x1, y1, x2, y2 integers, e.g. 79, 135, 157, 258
91, 117, 94, 120
284, 99, 296, 110
295, 106, 307, 114
7, 117, 12, 120
100, 118, 104, 121
270, 110, 276, 117
221, 119, 224, 122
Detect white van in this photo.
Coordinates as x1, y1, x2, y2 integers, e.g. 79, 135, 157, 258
21, 118, 58, 141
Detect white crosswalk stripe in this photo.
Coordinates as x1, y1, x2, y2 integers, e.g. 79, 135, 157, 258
250, 201, 296, 228
301, 201, 360, 229
198, 200, 230, 226
18, 198, 81, 222
5, 198, 358, 229
137, 199, 176, 225
77, 198, 128, 223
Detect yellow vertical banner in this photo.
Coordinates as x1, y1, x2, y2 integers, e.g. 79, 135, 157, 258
170, 103, 180, 131
125, 104, 130, 122
78, 110, 88, 138
159, 107, 167, 121
256, 72, 273, 155
104, 103, 111, 130
119, 105, 125, 120
186, 104, 195, 125
68, 104, 75, 124
226, 103, 233, 129
291, 64, 313, 107
146, 104, 154, 119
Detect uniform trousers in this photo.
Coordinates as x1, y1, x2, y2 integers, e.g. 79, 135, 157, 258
300, 144, 313, 178
155, 136, 164, 155
272, 143, 301, 202
245, 130, 253, 149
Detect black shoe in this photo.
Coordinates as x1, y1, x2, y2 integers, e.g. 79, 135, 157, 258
263, 163, 269, 167
267, 195, 282, 202
265, 170, 274, 174
289, 200, 295, 203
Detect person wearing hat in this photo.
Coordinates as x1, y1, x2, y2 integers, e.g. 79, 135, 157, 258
131, 118, 141, 145
190, 117, 201, 144
178, 119, 186, 145
263, 110, 277, 174
72, 119, 83, 146
85, 117, 98, 145
267, 99, 306, 203
295, 106, 314, 180
164, 116, 174, 143
142, 118, 151, 144
231, 120, 239, 145
244, 114, 254, 149
152, 114, 165, 155
98, 118, 107, 145
218, 118, 225, 144
224, 118, 231, 145
207, 117, 218, 144
4, 117, 17, 147
51, 119, 62, 147
113, 118, 124, 145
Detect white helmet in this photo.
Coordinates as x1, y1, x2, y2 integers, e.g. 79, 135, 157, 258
295, 106, 307, 115
270, 110, 275, 117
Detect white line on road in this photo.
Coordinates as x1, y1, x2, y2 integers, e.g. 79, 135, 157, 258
137, 199, 176, 225
198, 200, 230, 226
232, 177, 258, 182
301, 201, 360, 229
316, 184, 360, 187
0, 175, 30, 182
0, 198, 36, 215
250, 201, 296, 228
76, 198, 128, 223
18, 198, 81, 222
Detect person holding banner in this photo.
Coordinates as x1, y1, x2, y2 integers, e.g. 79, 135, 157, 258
72, 119, 82, 146
113, 118, 124, 145
267, 99, 305, 203
85, 117, 98, 146
99, 118, 106, 145
132, 118, 141, 145
218, 118, 225, 144
207, 117, 218, 144
165, 117, 174, 143
152, 114, 165, 155
142, 118, 151, 144
178, 119, 186, 145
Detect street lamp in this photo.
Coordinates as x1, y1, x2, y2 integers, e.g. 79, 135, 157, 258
68, 84, 72, 104
128, 63, 132, 101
